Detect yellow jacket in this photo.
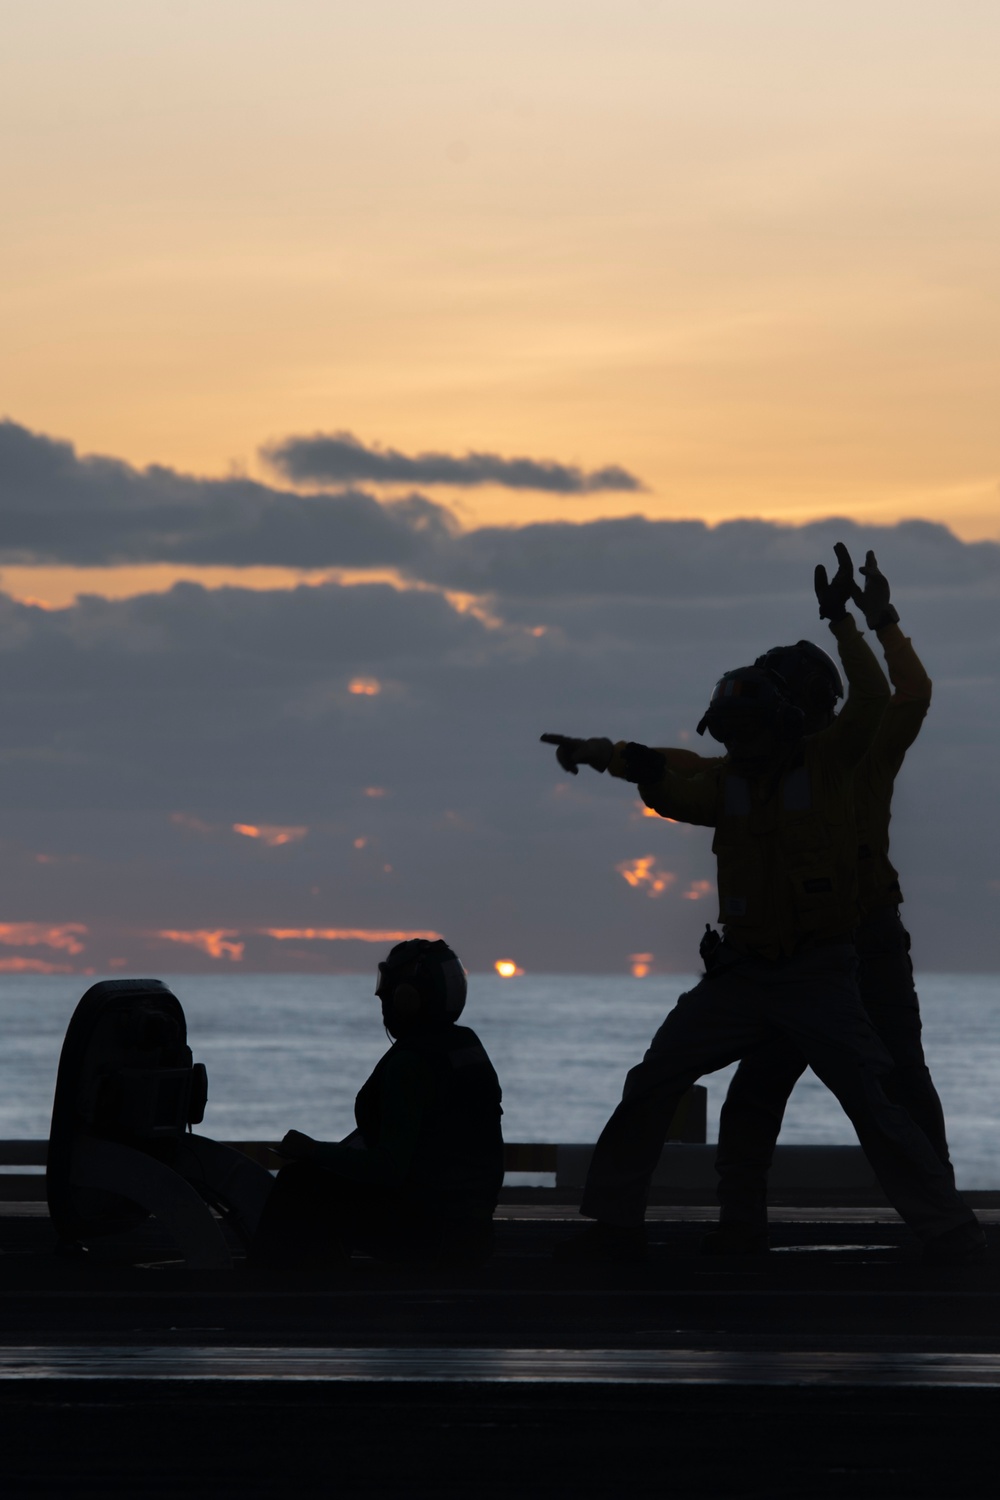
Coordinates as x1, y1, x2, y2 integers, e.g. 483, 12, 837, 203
607, 615, 890, 959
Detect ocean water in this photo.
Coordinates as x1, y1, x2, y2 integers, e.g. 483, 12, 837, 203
2, 972, 999, 1188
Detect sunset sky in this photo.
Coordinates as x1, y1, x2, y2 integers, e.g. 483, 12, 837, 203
1, 4, 998, 974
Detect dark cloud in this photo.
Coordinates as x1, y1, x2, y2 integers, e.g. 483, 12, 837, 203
8, 423, 998, 611
0, 421, 997, 972
0, 521, 997, 971
0, 420, 455, 568
262, 430, 643, 494
408, 514, 1000, 608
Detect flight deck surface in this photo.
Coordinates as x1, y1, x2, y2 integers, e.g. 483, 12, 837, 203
1, 1197, 998, 1495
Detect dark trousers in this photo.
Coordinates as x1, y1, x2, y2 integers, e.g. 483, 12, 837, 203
250, 1161, 493, 1269
580, 942, 970, 1243
250, 1161, 422, 1268
715, 907, 950, 1227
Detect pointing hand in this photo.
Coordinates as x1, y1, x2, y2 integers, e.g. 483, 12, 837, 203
540, 733, 613, 775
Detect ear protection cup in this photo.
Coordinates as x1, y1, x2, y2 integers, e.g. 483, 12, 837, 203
390, 982, 422, 1018
376, 938, 468, 1029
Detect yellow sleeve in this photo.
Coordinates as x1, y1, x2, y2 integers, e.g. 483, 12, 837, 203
820, 614, 891, 770
635, 762, 721, 828
879, 622, 932, 704
607, 741, 634, 780
606, 743, 716, 779
606, 741, 720, 821
873, 622, 931, 762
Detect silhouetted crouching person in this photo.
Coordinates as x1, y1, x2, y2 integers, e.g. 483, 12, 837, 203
543, 545, 984, 1267
251, 940, 504, 1269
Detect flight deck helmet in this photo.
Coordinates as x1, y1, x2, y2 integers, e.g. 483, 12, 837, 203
754, 641, 844, 731
375, 938, 468, 1034
696, 664, 805, 745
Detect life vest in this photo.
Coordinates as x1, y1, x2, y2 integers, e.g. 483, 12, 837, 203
711, 747, 859, 959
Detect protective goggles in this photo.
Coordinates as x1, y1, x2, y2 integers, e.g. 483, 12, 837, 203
375, 959, 414, 999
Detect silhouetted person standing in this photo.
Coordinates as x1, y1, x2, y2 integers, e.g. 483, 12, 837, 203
705, 551, 949, 1250
542, 545, 984, 1266
251, 939, 504, 1269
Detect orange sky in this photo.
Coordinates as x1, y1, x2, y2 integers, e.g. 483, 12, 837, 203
3, 0, 998, 603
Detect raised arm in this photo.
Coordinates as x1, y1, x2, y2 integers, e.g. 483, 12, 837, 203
814, 544, 890, 769
851, 549, 931, 762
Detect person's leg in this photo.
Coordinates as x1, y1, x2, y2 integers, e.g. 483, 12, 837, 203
765, 948, 975, 1245
250, 1162, 384, 1268
713, 909, 950, 1241
858, 907, 950, 1168
714, 1042, 808, 1231
580, 963, 772, 1227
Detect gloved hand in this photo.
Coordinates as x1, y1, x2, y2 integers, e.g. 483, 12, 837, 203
850, 549, 900, 631
540, 733, 613, 775
620, 742, 667, 785
814, 541, 855, 622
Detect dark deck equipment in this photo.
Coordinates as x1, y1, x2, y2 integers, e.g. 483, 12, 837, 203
47, 978, 272, 1268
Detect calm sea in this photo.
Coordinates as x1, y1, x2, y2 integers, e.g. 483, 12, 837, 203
2, 972, 999, 1188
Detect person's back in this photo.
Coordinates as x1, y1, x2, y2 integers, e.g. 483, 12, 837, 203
252, 938, 504, 1268
354, 1019, 504, 1227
